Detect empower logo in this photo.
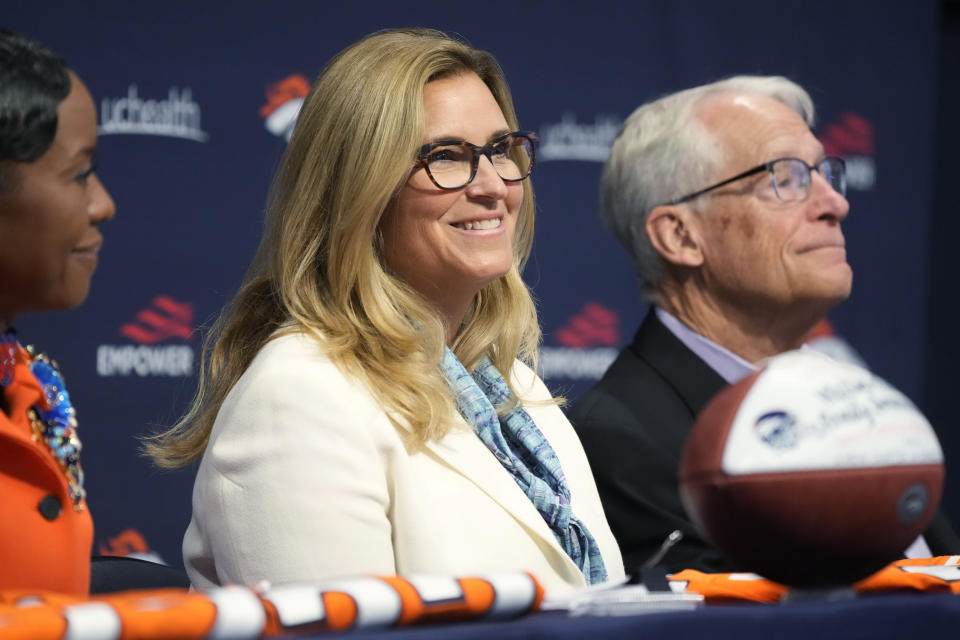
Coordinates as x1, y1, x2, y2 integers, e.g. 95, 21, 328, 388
120, 295, 193, 344
97, 296, 195, 377
818, 112, 875, 191
261, 73, 310, 140
540, 303, 620, 380
555, 303, 619, 348
99, 84, 208, 142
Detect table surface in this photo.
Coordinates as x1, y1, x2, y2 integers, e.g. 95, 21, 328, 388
313, 592, 960, 640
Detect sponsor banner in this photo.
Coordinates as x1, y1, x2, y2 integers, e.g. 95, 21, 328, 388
538, 113, 622, 162
540, 347, 618, 381
99, 84, 208, 142
96, 296, 196, 377
98, 528, 167, 565
540, 303, 620, 380
261, 73, 310, 140
818, 112, 875, 191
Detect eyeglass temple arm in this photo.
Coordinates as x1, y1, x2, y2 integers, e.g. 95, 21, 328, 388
670, 163, 770, 205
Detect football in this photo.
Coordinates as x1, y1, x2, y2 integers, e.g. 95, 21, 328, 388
679, 351, 944, 587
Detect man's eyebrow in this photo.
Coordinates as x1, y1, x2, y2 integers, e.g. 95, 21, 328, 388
764, 144, 827, 162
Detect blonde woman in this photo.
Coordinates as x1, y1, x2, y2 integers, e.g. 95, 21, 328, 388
148, 28, 623, 595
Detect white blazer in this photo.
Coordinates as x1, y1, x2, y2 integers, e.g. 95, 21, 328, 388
183, 332, 624, 595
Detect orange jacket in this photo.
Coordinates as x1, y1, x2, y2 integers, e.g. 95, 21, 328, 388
0, 347, 92, 596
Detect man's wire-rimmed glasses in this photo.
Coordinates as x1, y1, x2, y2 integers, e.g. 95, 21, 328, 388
670, 156, 847, 205
416, 131, 537, 190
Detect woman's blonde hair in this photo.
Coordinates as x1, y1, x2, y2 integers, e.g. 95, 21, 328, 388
146, 28, 540, 468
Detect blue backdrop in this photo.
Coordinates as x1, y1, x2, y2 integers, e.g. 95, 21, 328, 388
6, 0, 948, 568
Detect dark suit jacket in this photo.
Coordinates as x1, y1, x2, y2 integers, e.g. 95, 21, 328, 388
571, 310, 960, 575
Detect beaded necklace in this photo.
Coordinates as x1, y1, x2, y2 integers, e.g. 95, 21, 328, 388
0, 333, 85, 509
0, 331, 15, 386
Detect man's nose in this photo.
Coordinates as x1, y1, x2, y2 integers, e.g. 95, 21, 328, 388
809, 170, 849, 222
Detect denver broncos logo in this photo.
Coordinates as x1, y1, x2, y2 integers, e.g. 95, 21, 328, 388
98, 528, 152, 556
97, 528, 166, 563
260, 74, 310, 140
753, 410, 799, 450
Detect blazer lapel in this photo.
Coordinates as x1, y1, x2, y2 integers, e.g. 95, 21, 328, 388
392, 410, 582, 577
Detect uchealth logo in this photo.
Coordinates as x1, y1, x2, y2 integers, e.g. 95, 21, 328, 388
99, 84, 208, 142
97, 295, 195, 377
818, 112, 875, 191
540, 303, 620, 380
261, 73, 310, 140
538, 113, 622, 162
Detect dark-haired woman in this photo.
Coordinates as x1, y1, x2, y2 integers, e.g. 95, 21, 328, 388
0, 29, 115, 595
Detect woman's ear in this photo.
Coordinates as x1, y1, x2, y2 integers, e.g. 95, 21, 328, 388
644, 204, 704, 268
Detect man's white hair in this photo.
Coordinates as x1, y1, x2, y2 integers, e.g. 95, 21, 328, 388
599, 75, 815, 300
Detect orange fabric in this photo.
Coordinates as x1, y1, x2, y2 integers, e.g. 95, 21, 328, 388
0, 592, 75, 640
0, 347, 93, 596
0, 573, 543, 638
670, 556, 960, 603
669, 569, 787, 603
379, 577, 427, 625
259, 575, 543, 634
258, 589, 360, 635
0, 590, 217, 640
320, 591, 360, 631
857, 556, 960, 594
0, 603, 67, 640
378, 575, 537, 625
96, 589, 218, 640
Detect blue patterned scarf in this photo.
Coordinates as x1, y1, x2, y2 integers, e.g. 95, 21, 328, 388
442, 347, 607, 584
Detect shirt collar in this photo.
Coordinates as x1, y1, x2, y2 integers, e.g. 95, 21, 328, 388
655, 307, 757, 384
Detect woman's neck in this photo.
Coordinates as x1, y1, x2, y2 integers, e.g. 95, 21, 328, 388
430, 293, 472, 347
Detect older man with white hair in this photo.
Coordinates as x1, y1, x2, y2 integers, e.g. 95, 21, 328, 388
571, 75, 959, 574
